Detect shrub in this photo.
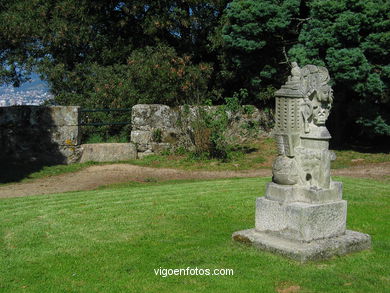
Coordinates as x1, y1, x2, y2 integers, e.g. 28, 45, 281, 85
152, 129, 163, 143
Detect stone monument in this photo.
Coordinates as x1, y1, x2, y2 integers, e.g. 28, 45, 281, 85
232, 63, 371, 262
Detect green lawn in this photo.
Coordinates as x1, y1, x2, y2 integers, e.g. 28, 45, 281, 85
0, 177, 389, 292
2, 138, 388, 185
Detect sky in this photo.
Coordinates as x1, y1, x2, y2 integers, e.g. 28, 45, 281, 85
0, 73, 49, 93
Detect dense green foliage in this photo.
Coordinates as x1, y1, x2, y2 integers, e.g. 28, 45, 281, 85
1, 177, 389, 291
288, 0, 390, 141
51, 46, 212, 107
0, 0, 389, 143
0, 0, 226, 104
221, 0, 389, 143
220, 0, 301, 104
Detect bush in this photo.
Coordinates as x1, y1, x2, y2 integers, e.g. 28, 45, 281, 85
152, 129, 163, 143
190, 97, 249, 161
54, 45, 213, 142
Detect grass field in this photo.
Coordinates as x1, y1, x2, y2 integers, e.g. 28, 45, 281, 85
2, 138, 388, 185
0, 177, 389, 292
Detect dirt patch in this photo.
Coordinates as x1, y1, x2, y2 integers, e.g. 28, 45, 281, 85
0, 165, 270, 198
0, 162, 389, 199
332, 162, 390, 179
276, 284, 301, 293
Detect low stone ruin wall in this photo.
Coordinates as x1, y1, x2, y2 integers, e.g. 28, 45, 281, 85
0, 106, 81, 164
0, 104, 273, 165
130, 104, 273, 157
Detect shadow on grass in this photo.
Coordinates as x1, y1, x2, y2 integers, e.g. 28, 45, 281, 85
231, 145, 258, 154
328, 127, 390, 153
330, 140, 390, 154
0, 160, 64, 184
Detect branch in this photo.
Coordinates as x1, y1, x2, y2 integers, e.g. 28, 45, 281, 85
291, 17, 311, 29
291, 17, 311, 22
279, 46, 291, 66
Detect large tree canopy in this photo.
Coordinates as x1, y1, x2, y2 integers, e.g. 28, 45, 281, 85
221, 0, 389, 142
0, 0, 389, 144
289, 0, 390, 140
0, 0, 228, 102
220, 0, 302, 104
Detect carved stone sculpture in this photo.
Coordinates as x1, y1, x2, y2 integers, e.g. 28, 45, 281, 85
232, 63, 371, 262
271, 63, 337, 196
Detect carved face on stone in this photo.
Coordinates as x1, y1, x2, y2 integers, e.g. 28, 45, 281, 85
312, 95, 331, 125
317, 85, 333, 104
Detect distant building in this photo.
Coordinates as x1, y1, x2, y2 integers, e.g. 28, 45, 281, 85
0, 87, 52, 107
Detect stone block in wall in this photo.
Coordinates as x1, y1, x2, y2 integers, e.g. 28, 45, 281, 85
47, 126, 80, 146
131, 130, 152, 145
79, 143, 137, 163
161, 128, 180, 144
132, 104, 178, 131
0, 105, 81, 164
35, 106, 79, 126
0, 107, 25, 126
151, 143, 171, 153
138, 150, 154, 159
59, 146, 83, 164
0, 106, 79, 127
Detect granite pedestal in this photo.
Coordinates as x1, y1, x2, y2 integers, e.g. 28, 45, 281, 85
233, 181, 371, 262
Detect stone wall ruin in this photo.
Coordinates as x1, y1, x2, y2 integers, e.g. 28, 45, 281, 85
130, 104, 273, 157
0, 105, 81, 164
0, 104, 274, 165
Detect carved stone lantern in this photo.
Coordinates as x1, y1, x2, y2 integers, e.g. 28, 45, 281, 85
233, 63, 371, 262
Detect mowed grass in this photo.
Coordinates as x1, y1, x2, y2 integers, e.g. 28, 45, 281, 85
0, 177, 389, 292
3, 137, 388, 185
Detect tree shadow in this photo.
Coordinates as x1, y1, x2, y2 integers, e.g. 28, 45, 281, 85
0, 106, 67, 184
231, 145, 258, 154
330, 136, 390, 154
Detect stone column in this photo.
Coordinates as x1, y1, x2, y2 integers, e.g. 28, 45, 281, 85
232, 63, 371, 262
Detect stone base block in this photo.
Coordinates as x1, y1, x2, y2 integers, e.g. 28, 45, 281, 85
232, 229, 371, 262
79, 143, 137, 162
265, 181, 342, 203
255, 197, 347, 242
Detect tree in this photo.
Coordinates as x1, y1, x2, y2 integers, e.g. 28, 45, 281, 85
220, 0, 389, 143
288, 0, 390, 142
219, 0, 303, 105
53, 46, 212, 108
0, 0, 227, 142
0, 0, 228, 104
1, 0, 389, 144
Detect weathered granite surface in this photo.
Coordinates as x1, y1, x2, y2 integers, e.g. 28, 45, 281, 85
79, 143, 137, 162
0, 106, 81, 164
233, 229, 371, 263
233, 63, 371, 261
255, 197, 347, 242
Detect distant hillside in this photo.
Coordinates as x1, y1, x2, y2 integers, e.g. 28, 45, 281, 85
0, 73, 52, 106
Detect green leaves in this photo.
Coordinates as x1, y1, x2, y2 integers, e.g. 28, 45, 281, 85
325, 48, 370, 83
0, 0, 389, 141
222, 0, 299, 52
288, 0, 390, 140
220, 0, 301, 104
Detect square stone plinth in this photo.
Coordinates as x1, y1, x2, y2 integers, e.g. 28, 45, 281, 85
232, 229, 371, 262
265, 181, 343, 203
255, 197, 347, 242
